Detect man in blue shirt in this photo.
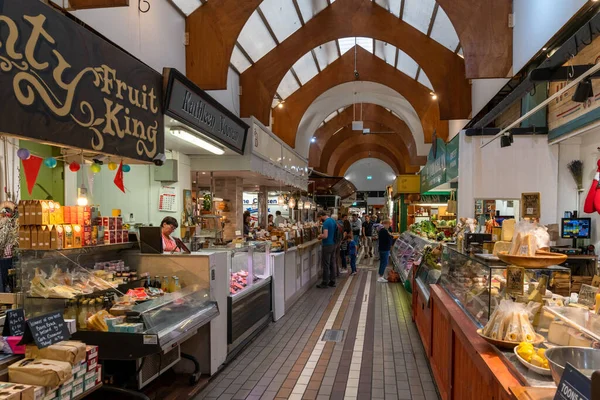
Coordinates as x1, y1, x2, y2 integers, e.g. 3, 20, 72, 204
317, 210, 337, 288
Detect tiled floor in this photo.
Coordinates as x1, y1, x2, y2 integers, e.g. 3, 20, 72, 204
196, 255, 441, 400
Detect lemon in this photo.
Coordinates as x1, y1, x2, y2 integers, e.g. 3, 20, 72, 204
537, 348, 546, 359
517, 347, 534, 362
530, 354, 545, 368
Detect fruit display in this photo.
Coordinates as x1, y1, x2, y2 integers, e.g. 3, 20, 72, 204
516, 342, 549, 369
410, 220, 437, 239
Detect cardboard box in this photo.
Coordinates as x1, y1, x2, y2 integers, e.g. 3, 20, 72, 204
87, 358, 97, 372
96, 226, 104, 245
121, 230, 129, 243
63, 207, 71, 225
69, 208, 77, 227
82, 207, 91, 227
83, 377, 95, 392
85, 346, 97, 361
41, 226, 50, 250
94, 365, 101, 385
26, 342, 86, 366
115, 218, 122, 230
82, 227, 92, 247
24, 201, 33, 226
41, 202, 49, 226
49, 226, 59, 250
18, 202, 25, 227
34, 201, 42, 226
9, 359, 72, 388
103, 231, 116, 245
30, 227, 38, 250
55, 226, 64, 250
54, 205, 63, 225
19, 227, 30, 250
0, 383, 35, 400
63, 226, 73, 249
76, 207, 83, 227
73, 224, 82, 247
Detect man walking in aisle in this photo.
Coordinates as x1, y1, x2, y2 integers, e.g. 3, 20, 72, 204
362, 215, 374, 258
317, 211, 337, 288
351, 214, 362, 249
377, 219, 393, 282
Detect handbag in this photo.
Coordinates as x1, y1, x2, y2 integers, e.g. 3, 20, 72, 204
447, 191, 457, 215
387, 268, 400, 283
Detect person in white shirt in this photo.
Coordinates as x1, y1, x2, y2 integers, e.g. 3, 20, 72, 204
274, 210, 286, 227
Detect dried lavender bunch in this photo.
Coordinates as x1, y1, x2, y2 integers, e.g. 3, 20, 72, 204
567, 160, 584, 191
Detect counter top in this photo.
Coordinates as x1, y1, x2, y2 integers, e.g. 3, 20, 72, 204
297, 239, 321, 249
509, 387, 556, 400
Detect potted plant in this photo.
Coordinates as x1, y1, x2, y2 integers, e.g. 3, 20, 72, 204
202, 193, 212, 214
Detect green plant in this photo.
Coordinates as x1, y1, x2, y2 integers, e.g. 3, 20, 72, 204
203, 193, 212, 211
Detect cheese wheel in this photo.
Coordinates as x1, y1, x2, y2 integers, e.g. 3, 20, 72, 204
501, 219, 516, 242
548, 321, 571, 346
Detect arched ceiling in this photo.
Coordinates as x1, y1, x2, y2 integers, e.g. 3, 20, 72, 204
308, 104, 426, 168
271, 38, 434, 106
295, 81, 440, 158
185, 0, 511, 89
273, 46, 443, 151
238, 0, 470, 123
318, 125, 416, 174
344, 158, 397, 191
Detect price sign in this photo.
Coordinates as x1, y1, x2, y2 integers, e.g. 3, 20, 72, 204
578, 284, 598, 308
2, 309, 25, 337
19, 312, 70, 349
554, 363, 591, 400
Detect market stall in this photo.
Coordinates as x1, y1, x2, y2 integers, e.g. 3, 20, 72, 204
410, 219, 600, 399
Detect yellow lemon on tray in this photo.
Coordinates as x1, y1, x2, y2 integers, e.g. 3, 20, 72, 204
530, 354, 545, 368
537, 348, 546, 358
517, 347, 534, 362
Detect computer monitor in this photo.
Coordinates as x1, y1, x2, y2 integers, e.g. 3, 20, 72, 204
139, 227, 163, 254
561, 218, 591, 247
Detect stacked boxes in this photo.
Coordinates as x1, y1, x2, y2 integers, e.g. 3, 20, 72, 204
0, 383, 43, 400
19, 201, 128, 249
100, 217, 127, 245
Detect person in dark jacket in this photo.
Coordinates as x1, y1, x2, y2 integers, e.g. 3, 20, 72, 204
377, 219, 393, 282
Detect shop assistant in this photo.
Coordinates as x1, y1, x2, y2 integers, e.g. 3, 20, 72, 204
161, 216, 181, 253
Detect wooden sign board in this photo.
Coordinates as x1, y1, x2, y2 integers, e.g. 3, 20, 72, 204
521, 193, 541, 219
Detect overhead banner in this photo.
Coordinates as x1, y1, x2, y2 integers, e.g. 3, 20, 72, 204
163, 68, 248, 155
0, 0, 164, 162
445, 135, 459, 181
420, 137, 447, 193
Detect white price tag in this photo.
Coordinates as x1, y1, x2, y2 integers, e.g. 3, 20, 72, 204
143, 335, 158, 345
235, 230, 242, 236
526, 207, 534, 214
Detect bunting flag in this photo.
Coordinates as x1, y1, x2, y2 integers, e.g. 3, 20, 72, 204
86, 165, 95, 196
21, 155, 43, 195
114, 161, 125, 193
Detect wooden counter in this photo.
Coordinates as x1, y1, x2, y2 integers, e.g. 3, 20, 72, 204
417, 285, 524, 400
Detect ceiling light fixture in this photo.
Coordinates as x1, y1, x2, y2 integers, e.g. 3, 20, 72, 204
170, 129, 225, 155
277, 102, 284, 109
430, 92, 437, 100
310, 137, 316, 143
76, 152, 88, 206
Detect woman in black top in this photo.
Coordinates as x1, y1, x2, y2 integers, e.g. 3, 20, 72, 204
377, 220, 393, 282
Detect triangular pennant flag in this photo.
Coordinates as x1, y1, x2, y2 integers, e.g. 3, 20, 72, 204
114, 161, 125, 193
21, 155, 43, 195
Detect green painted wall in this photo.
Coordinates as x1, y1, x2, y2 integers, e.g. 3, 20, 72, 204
19, 141, 64, 204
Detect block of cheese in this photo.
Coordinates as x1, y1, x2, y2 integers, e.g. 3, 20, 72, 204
569, 332, 593, 347
501, 219, 516, 242
493, 241, 512, 256
548, 321, 570, 345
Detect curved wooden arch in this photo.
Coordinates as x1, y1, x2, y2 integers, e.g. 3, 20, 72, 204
240, 0, 469, 124
272, 46, 448, 148
186, 0, 511, 89
327, 138, 418, 176
332, 149, 401, 176
309, 104, 424, 166
318, 124, 427, 173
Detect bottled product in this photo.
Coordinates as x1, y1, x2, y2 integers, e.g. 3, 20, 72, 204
144, 275, 151, 288
168, 276, 177, 293
161, 276, 169, 292
174, 276, 181, 291
78, 299, 88, 329
154, 276, 161, 289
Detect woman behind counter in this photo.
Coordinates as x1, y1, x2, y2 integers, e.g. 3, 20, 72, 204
161, 216, 180, 253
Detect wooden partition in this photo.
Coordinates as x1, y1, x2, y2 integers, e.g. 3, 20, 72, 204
416, 285, 524, 400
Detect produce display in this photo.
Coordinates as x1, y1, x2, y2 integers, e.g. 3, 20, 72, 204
515, 342, 550, 371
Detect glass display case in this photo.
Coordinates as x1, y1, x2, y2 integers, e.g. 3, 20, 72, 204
413, 243, 443, 302
439, 245, 571, 327
226, 243, 272, 297
391, 232, 434, 281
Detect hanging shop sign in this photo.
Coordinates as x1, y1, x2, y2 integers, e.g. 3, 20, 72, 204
445, 135, 459, 181
163, 68, 248, 155
548, 37, 600, 140
0, 0, 164, 162
420, 137, 447, 193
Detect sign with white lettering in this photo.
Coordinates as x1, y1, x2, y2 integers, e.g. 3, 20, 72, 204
19, 311, 70, 349
0, 0, 164, 162
554, 363, 591, 400
164, 68, 248, 154
2, 309, 25, 337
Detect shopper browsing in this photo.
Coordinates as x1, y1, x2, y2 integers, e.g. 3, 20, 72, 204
362, 215, 374, 258
274, 210, 285, 227
377, 219, 393, 282
317, 211, 337, 288
351, 214, 362, 248
347, 232, 357, 276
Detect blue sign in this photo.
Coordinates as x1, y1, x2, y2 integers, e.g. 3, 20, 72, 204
554, 363, 591, 400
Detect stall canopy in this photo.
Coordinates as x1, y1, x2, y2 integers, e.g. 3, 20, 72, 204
309, 170, 357, 200
0, 0, 164, 163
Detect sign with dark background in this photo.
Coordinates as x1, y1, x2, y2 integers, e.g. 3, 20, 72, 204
164, 68, 248, 155
2, 308, 25, 337
19, 311, 70, 349
0, 0, 164, 162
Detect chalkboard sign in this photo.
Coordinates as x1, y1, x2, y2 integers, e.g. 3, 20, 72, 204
19, 312, 70, 349
554, 363, 591, 400
2, 309, 25, 337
